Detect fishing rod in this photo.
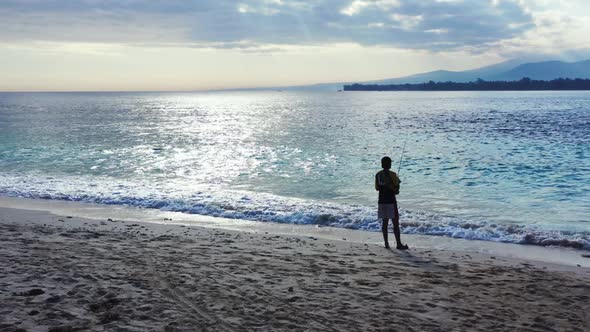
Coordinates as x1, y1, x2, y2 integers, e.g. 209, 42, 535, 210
397, 133, 409, 175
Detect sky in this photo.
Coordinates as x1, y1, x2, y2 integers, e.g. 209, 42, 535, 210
1, 0, 590, 91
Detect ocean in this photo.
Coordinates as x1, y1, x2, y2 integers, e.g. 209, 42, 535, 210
0, 91, 588, 249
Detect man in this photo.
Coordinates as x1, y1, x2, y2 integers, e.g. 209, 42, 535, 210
375, 156, 408, 250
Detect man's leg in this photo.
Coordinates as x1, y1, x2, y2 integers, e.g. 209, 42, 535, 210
392, 216, 402, 246
381, 218, 390, 248
393, 202, 408, 249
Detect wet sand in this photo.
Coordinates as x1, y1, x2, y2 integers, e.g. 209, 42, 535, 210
1, 205, 589, 331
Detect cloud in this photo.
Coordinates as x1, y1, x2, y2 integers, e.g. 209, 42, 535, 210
469, 1, 590, 59
340, 0, 400, 16
0, 0, 538, 52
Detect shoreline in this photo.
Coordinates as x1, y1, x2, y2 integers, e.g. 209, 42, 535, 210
1, 199, 589, 331
0, 196, 588, 269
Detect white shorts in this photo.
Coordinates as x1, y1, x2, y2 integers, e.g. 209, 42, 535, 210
378, 203, 397, 219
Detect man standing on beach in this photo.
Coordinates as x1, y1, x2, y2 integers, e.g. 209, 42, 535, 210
375, 156, 408, 250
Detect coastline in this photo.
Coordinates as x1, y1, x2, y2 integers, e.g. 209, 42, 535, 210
0, 196, 588, 269
1, 197, 589, 331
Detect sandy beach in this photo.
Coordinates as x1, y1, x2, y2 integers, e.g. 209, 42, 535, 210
1, 202, 589, 332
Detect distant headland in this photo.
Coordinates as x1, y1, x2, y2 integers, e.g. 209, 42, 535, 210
343, 77, 590, 91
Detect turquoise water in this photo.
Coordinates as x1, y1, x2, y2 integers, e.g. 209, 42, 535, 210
0, 91, 588, 249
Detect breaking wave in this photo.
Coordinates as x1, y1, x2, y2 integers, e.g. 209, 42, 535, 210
1, 173, 588, 250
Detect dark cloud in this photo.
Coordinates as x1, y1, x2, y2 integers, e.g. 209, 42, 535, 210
0, 0, 535, 51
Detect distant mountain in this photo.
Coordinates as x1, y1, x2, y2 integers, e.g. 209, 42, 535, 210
361, 59, 590, 85
366, 58, 526, 85
255, 58, 590, 91
491, 60, 590, 81
265, 59, 526, 91
220, 58, 590, 92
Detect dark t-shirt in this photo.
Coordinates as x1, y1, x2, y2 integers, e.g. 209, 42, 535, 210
375, 170, 400, 204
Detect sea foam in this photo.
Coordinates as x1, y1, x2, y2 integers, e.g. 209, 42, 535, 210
1, 172, 588, 250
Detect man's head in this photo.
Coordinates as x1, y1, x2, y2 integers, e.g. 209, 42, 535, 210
381, 156, 392, 170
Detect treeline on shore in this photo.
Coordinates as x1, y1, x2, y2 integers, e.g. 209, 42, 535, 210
343, 77, 590, 91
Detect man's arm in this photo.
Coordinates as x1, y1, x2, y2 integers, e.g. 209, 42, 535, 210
375, 173, 380, 191
391, 171, 401, 184
390, 171, 401, 194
